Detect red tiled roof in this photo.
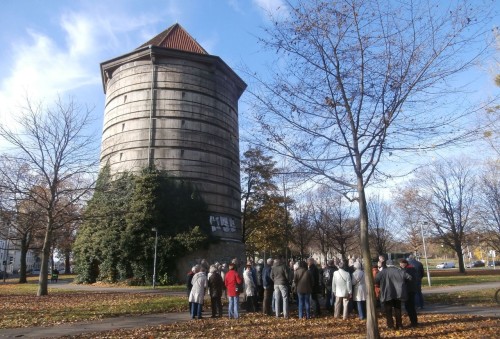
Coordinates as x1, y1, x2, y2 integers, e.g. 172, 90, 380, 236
137, 23, 208, 55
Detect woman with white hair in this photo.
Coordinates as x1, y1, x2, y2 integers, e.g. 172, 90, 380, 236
244, 264, 257, 312
189, 265, 208, 319
332, 259, 352, 320
352, 261, 367, 320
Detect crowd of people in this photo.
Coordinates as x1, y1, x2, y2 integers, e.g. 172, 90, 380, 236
185, 254, 425, 330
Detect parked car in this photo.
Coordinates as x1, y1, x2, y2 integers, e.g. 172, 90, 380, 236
488, 261, 500, 267
436, 262, 455, 269
466, 260, 485, 268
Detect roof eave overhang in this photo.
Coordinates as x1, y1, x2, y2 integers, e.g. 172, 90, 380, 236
100, 46, 247, 96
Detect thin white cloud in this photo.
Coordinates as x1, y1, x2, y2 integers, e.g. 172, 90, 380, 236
227, 0, 244, 14
0, 7, 164, 130
0, 13, 101, 120
252, 0, 290, 21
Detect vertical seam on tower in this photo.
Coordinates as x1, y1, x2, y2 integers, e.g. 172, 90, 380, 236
148, 46, 155, 168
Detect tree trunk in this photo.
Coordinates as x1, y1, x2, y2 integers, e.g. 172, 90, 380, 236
456, 243, 465, 273
37, 223, 52, 296
358, 182, 380, 339
18, 236, 28, 284
65, 249, 71, 274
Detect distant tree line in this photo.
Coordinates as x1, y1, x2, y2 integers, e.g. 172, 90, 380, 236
241, 147, 500, 274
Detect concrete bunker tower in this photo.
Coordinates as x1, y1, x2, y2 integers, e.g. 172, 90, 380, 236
99, 23, 246, 264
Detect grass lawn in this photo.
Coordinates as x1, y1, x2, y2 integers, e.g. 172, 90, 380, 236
0, 276, 185, 295
423, 274, 500, 287
0, 290, 187, 329
425, 288, 498, 306
0, 276, 187, 329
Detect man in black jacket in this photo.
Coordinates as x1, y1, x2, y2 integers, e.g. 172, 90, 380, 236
307, 258, 321, 317
374, 259, 412, 330
322, 260, 337, 313
262, 258, 274, 315
400, 259, 418, 327
408, 254, 425, 309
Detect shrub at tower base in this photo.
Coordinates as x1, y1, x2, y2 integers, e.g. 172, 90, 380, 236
73, 166, 213, 285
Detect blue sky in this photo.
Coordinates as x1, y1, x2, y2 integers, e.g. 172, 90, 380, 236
0, 0, 498, 189
0, 0, 287, 149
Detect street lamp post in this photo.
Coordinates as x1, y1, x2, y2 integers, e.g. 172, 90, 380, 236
152, 227, 158, 289
420, 221, 431, 287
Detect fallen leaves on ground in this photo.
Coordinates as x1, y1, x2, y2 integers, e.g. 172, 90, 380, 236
64, 312, 500, 339
0, 292, 185, 328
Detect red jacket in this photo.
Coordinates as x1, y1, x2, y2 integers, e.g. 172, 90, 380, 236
224, 269, 242, 297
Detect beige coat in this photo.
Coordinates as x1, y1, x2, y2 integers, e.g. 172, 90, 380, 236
352, 269, 367, 301
188, 272, 207, 304
332, 268, 352, 298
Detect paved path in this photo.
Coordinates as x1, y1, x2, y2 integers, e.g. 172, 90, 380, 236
0, 281, 499, 338
0, 313, 188, 338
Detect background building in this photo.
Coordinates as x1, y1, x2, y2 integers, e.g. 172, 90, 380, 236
1, 237, 37, 276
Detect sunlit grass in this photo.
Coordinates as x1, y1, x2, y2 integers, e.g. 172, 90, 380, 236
0, 275, 189, 328
423, 275, 500, 287
0, 276, 185, 295
0, 292, 187, 329
425, 288, 498, 306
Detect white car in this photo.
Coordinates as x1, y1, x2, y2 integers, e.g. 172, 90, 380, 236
436, 262, 455, 269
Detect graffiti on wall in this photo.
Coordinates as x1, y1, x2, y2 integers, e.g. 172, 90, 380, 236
210, 215, 236, 233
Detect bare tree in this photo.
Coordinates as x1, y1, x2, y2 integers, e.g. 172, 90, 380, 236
0, 96, 97, 296
310, 187, 358, 262
416, 159, 476, 273
289, 206, 314, 259
245, 1, 495, 336
53, 217, 80, 274
310, 205, 332, 264
478, 161, 500, 252
482, 28, 500, 155
393, 187, 427, 255
0, 156, 47, 283
367, 194, 397, 256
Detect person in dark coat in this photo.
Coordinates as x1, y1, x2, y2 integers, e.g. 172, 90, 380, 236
208, 265, 224, 318
400, 259, 418, 327
322, 260, 337, 313
374, 260, 412, 330
262, 258, 274, 315
307, 258, 321, 317
255, 259, 265, 302
293, 261, 313, 319
408, 254, 425, 309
